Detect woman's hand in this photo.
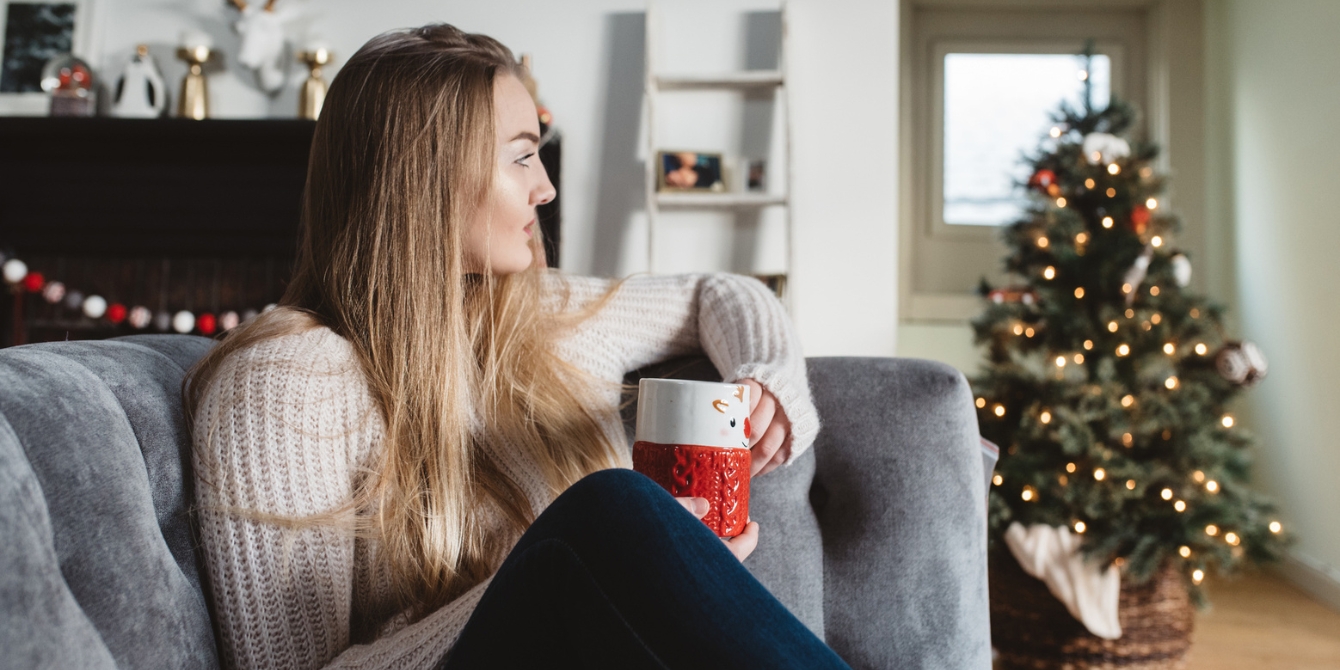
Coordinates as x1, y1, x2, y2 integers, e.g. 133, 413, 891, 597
739, 379, 791, 477
676, 497, 760, 562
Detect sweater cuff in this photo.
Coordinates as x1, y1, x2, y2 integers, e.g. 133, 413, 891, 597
727, 361, 820, 466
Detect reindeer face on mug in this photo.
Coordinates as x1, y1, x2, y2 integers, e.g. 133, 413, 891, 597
229, 0, 289, 93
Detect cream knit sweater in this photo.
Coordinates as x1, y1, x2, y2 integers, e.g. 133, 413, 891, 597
193, 272, 820, 670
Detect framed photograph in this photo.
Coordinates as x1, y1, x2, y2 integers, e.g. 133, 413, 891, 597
657, 150, 725, 192
0, 0, 98, 115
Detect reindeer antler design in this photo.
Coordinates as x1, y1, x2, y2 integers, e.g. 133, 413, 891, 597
227, 0, 278, 12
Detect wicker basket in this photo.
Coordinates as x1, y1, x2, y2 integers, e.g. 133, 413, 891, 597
990, 551, 1194, 669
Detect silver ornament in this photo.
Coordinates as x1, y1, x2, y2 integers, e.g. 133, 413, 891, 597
64, 290, 85, 311
220, 311, 240, 331
172, 310, 195, 334
154, 310, 172, 332
2, 259, 28, 284
1172, 253, 1192, 288
242, 309, 259, 322
82, 295, 108, 319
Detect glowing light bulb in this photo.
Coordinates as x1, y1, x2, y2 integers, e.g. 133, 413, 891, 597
1025, 327, 1036, 338
1270, 521, 1282, 534
1078, 70, 1089, 81
1066, 463, 1077, 473
1163, 343, 1176, 355
1175, 500, 1187, 512
1151, 236, 1164, 248
1013, 324, 1024, 335
1192, 569, 1204, 584
1040, 410, 1053, 424
993, 474, 1003, 486
1121, 395, 1135, 407
993, 404, 1006, 417
1122, 432, 1133, 446
1122, 283, 1133, 294
1151, 313, 1162, 324
1161, 488, 1174, 500
1055, 356, 1067, 368
1050, 126, 1063, 138
1021, 486, 1036, 502
1179, 546, 1191, 558
1193, 471, 1206, 482
975, 397, 986, 408
1037, 236, 1050, 248
1084, 178, 1095, 189
1074, 287, 1085, 299
1125, 308, 1135, 318
1043, 266, 1056, 280
1102, 216, 1114, 228
1125, 479, 1136, 490
1150, 286, 1161, 296
1195, 343, 1209, 355
1191, 308, 1201, 318
1108, 321, 1119, 333
1093, 468, 1106, 481
1073, 353, 1085, 364
1222, 415, 1235, 428
1074, 520, 1087, 533
1106, 187, 1117, 197
1083, 339, 1094, 350
1117, 344, 1130, 356
1165, 376, 1179, 390
1206, 480, 1220, 493
1225, 532, 1240, 546
1206, 524, 1219, 536
1146, 198, 1159, 209
1056, 197, 1067, 208
1108, 163, 1120, 175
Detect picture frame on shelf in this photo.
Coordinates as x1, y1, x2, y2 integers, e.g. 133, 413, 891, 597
656, 150, 725, 192
0, 0, 98, 116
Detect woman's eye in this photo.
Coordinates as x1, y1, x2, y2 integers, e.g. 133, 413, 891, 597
730, 418, 736, 427
516, 152, 536, 167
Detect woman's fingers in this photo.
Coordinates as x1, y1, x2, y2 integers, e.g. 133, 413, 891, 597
748, 392, 776, 448
722, 521, 759, 562
676, 496, 710, 519
750, 420, 786, 476
757, 443, 789, 477
742, 379, 763, 413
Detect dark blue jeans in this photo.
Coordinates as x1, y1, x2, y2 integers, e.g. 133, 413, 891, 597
441, 469, 850, 669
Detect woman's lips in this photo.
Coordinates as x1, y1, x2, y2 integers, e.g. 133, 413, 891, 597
525, 220, 535, 237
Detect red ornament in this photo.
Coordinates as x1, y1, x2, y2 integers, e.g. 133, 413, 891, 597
107, 303, 128, 324
22, 271, 45, 293
1029, 169, 1057, 192
197, 312, 218, 335
1130, 205, 1151, 234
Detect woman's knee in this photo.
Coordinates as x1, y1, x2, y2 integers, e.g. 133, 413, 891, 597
553, 468, 676, 524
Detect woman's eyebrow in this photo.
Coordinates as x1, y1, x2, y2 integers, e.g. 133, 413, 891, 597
508, 131, 541, 143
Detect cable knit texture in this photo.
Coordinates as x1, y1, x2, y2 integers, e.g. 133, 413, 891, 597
193, 272, 819, 670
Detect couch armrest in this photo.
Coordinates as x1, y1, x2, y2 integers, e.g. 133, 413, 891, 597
807, 357, 991, 670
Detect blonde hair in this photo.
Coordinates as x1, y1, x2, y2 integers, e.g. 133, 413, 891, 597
184, 25, 624, 614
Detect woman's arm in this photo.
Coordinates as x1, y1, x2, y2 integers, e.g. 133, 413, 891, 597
193, 329, 481, 670
549, 272, 820, 466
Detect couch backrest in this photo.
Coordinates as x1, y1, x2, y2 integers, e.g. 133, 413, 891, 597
0, 334, 219, 670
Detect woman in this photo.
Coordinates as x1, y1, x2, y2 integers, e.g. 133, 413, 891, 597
186, 24, 848, 669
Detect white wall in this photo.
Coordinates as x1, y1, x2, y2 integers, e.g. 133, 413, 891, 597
93, 0, 899, 357
1206, 0, 1340, 605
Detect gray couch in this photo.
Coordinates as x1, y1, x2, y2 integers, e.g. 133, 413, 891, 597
0, 334, 992, 669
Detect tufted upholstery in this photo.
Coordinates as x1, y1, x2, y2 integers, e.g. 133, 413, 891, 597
0, 336, 991, 669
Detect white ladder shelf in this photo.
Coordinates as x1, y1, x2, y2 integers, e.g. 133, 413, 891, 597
642, 2, 793, 298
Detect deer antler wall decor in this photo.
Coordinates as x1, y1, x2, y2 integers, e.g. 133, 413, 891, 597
228, 0, 288, 93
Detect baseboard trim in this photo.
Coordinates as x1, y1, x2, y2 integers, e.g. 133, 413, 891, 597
1275, 550, 1340, 614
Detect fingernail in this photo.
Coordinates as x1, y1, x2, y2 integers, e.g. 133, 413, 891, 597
695, 497, 710, 516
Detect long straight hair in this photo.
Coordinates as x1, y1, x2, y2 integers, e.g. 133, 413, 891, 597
185, 24, 624, 613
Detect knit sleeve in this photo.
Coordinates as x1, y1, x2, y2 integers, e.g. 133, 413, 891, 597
550, 272, 820, 464
192, 329, 478, 670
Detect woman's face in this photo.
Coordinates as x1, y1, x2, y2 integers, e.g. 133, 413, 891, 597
464, 73, 556, 275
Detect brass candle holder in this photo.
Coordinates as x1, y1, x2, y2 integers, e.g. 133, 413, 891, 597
175, 45, 212, 120
297, 47, 331, 120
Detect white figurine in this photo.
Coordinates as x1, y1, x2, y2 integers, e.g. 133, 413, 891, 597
112, 45, 168, 118
230, 0, 288, 94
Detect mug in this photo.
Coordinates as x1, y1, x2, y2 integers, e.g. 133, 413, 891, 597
632, 378, 752, 537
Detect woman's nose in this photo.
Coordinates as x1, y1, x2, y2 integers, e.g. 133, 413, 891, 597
534, 162, 556, 206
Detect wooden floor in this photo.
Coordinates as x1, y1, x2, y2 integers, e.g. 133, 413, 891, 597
1186, 572, 1340, 670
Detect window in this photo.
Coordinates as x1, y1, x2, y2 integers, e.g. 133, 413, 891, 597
899, 0, 1185, 322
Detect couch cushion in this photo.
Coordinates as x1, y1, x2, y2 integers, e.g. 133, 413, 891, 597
0, 335, 219, 669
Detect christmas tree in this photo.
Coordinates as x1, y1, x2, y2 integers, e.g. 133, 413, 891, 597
971, 53, 1287, 598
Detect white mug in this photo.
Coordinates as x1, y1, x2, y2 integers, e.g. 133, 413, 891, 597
635, 379, 752, 449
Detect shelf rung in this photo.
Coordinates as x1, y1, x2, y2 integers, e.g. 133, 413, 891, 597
655, 192, 788, 209
655, 71, 784, 90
